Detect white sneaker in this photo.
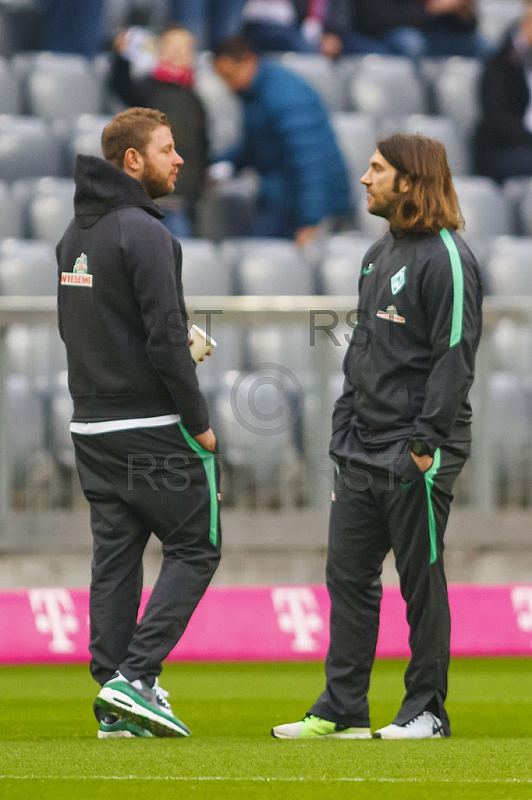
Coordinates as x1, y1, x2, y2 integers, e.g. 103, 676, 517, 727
373, 711, 444, 739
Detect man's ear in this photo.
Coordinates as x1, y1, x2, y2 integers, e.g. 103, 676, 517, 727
398, 174, 411, 194
123, 147, 143, 174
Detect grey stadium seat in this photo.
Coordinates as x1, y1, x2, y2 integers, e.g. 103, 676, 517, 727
0, 115, 61, 181
213, 369, 301, 503
485, 236, 532, 295
320, 233, 375, 296
478, 0, 525, 50
432, 57, 482, 132
222, 238, 314, 295
0, 56, 20, 114
379, 114, 469, 176
0, 238, 57, 295
7, 373, 46, 491
12, 177, 75, 243
346, 55, 426, 117
453, 177, 512, 242
0, 180, 22, 238
26, 53, 103, 121
180, 238, 230, 295
67, 113, 112, 170
515, 181, 532, 236
277, 53, 343, 112
331, 112, 377, 189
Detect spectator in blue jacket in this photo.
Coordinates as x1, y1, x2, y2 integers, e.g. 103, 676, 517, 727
212, 37, 352, 245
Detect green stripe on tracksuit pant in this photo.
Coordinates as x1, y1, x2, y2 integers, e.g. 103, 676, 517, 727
309, 446, 466, 737
72, 422, 221, 687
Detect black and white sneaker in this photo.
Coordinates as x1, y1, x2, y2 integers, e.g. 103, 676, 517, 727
373, 711, 445, 739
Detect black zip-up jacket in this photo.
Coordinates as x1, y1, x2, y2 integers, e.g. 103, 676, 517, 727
330, 228, 483, 472
57, 154, 210, 434
474, 32, 532, 178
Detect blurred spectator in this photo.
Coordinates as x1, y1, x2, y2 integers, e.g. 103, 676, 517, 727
168, 0, 245, 49
240, 0, 388, 56
324, 0, 485, 59
37, 0, 106, 57
110, 25, 209, 237
474, 5, 532, 183
212, 37, 352, 245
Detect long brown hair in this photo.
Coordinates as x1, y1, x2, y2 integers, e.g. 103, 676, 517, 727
102, 107, 171, 168
377, 133, 464, 234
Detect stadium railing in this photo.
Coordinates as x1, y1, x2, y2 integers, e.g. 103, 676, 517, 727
0, 294, 529, 527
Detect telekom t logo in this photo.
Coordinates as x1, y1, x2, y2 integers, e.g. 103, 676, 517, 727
511, 586, 532, 639
271, 587, 324, 652
28, 588, 79, 653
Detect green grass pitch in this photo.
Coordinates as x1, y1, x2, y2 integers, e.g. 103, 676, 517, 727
0, 658, 531, 799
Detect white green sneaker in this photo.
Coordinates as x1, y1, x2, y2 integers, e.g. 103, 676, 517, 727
373, 711, 444, 739
98, 714, 154, 739
271, 714, 371, 739
95, 673, 190, 738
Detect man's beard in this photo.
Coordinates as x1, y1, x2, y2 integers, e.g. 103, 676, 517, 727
141, 160, 173, 199
368, 196, 398, 221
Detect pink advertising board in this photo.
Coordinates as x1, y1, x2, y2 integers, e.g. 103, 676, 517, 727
0, 584, 531, 664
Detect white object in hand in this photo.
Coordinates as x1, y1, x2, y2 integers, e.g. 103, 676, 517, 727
189, 324, 217, 362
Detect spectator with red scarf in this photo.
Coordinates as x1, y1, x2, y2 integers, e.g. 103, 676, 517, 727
110, 25, 209, 238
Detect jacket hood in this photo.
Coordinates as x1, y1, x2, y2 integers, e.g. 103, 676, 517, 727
73, 154, 164, 228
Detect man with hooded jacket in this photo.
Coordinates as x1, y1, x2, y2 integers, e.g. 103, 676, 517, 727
57, 107, 221, 739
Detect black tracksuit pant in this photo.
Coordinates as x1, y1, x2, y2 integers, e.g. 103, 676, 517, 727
309, 446, 466, 737
72, 422, 221, 687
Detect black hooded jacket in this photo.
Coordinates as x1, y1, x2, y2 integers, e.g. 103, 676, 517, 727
56, 154, 210, 434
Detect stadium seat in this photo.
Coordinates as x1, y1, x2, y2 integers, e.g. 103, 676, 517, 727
432, 57, 482, 132
478, 0, 525, 49
502, 176, 532, 235
488, 370, 531, 504
276, 52, 343, 112
12, 176, 74, 243
213, 369, 301, 505
515, 181, 532, 236
346, 55, 427, 117
0, 181, 22, 238
0, 238, 57, 295
222, 238, 314, 295
7, 324, 67, 381
245, 323, 312, 381
196, 173, 257, 241
320, 233, 375, 296
0, 56, 20, 114
485, 235, 532, 295
67, 114, 112, 171
0, 115, 62, 181
331, 112, 377, 189
50, 371, 75, 470
379, 114, 470, 176
453, 177, 512, 242
180, 238, 229, 295
7, 373, 46, 491
26, 53, 103, 121
491, 318, 532, 374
